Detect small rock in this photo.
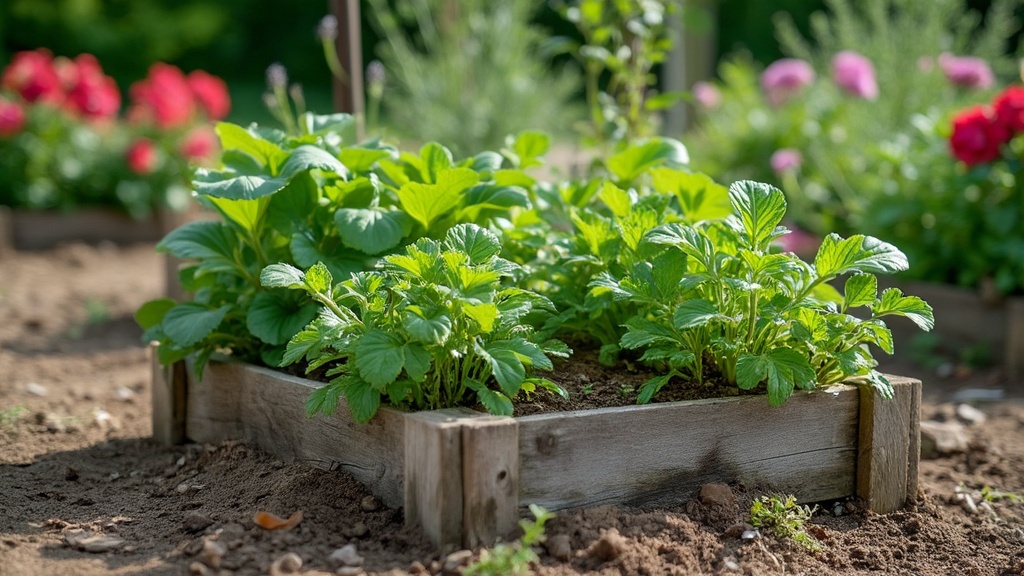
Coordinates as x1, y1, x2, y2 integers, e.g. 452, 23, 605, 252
270, 552, 303, 575
349, 522, 368, 538
978, 501, 999, 520
443, 550, 473, 573
25, 382, 48, 397
724, 523, 754, 539
360, 495, 380, 512
699, 483, 737, 509
408, 560, 427, 574
957, 493, 978, 515
93, 409, 120, 431
65, 467, 79, 482
189, 561, 217, 576
741, 529, 760, 540
832, 502, 843, 516
42, 413, 65, 433
722, 556, 741, 571
114, 387, 135, 402
1014, 527, 1024, 543
955, 404, 986, 426
589, 528, 626, 562
64, 529, 125, 553
335, 568, 365, 576
544, 533, 572, 561
176, 456, 187, 467
920, 420, 969, 459
202, 537, 226, 569
330, 544, 364, 567
183, 512, 215, 534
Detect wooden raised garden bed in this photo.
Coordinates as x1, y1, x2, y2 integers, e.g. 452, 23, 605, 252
151, 349, 922, 550
880, 278, 1024, 380
0, 206, 182, 252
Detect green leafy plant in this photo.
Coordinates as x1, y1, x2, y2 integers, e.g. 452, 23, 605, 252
262, 224, 569, 422
0, 405, 26, 434
981, 486, 1023, 503
601, 180, 933, 405
138, 115, 539, 377
464, 504, 555, 576
750, 494, 821, 551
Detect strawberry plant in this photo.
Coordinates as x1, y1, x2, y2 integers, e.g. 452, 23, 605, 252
261, 224, 569, 422
137, 115, 539, 376
596, 180, 933, 405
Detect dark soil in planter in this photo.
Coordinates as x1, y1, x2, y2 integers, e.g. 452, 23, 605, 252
2, 243, 1024, 575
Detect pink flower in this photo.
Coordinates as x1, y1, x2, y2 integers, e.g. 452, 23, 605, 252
1, 49, 63, 104
938, 53, 994, 89
770, 148, 803, 174
62, 54, 121, 120
760, 59, 815, 106
126, 139, 157, 174
0, 98, 25, 136
949, 106, 1008, 166
776, 225, 819, 257
129, 63, 195, 129
692, 81, 721, 108
179, 126, 219, 163
186, 70, 231, 121
831, 51, 878, 100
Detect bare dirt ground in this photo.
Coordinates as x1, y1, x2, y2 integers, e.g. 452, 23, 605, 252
2, 242, 1023, 576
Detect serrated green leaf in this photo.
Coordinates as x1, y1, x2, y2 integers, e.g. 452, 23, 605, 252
728, 181, 788, 252
343, 375, 382, 423
469, 151, 504, 172
283, 324, 328, 366
280, 145, 349, 180
858, 320, 894, 354
621, 318, 678, 349
194, 173, 287, 200
338, 147, 393, 172
598, 343, 620, 366
246, 291, 319, 345
162, 303, 231, 348
403, 309, 452, 345
607, 138, 689, 183
398, 167, 480, 230
844, 274, 877, 309
736, 347, 816, 406
305, 262, 333, 293
512, 131, 551, 168
403, 344, 431, 382
619, 206, 661, 253
206, 195, 271, 233
493, 338, 553, 371
482, 344, 527, 398
215, 122, 288, 172
638, 373, 672, 404
463, 302, 499, 333
260, 263, 306, 290
872, 287, 935, 331
420, 142, 454, 182
156, 221, 237, 271
443, 223, 501, 264
600, 181, 633, 218
355, 330, 405, 389
814, 234, 909, 278
335, 208, 413, 255
651, 249, 687, 299
265, 171, 318, 235
646, 224, 715, 270
300, 112, 355, 136
466, 378, 514, 416
136, 298, 176, 330
674, 299, 720, 330
651, 169, 731, 222
305, 382, 344, 417
289, 232, 366, 280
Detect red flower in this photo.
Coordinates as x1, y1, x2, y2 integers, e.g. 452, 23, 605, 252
178, 126, 219, 163
126, 139, 157, 174
0, 98, 26, 136
129, 63, 195, 129
62, 54, 121, 120
186, 70, 230, 121
1, 49, 63, 104
949, 106, 1009, 166
993, 86, 1024, 134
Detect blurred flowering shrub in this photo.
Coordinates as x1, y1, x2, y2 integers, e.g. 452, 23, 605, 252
0, 49, 229, 217
685, 0, 1024, 293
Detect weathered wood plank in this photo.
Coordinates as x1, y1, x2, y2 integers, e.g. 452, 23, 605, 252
4, 208, 169, 249
404, 409, 476, 551
150, 345, 186, 446
185, 360, 406, 509
1007, 299, 1024, 381
857, 376, 921, 512
461, 417, 520, 548
517, 386, 860, 510
0, 206, 12, 257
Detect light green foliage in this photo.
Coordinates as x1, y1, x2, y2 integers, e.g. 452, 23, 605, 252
463, 504, 555, 576
138, 115, 538, 377
981, 485, 1023, 503
688, 0, 1023, 238
0, 405, 26, 434
750, 494, 822, 551
265, 224, 568, 422
365, 0, 579, 155
610, 181, 932, 405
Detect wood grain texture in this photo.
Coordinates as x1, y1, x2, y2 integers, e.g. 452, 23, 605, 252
857, 376, 921, 513
4, 208, 173, 250
150, 345, 186, 446
403, 408, 477, 551
185, 360, 406, 509
461, 416, 520, 548
517, 386, 860, 511
1006, 299, 1024, 381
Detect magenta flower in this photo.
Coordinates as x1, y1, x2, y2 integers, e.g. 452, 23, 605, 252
692, 81, 721, 108
770, 148, 803, 174
831, 51, 878, 100
760, 59, 815, 106
938, 53, 994, 89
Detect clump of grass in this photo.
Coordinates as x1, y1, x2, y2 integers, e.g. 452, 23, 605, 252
750, 494, 822, 551
0, 405, 26, 435
463, 504, 554, 576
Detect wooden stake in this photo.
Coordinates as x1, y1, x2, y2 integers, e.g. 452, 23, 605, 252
330, 0, 365, 139
856, 376, 921, 512
150, 344, 187, 446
